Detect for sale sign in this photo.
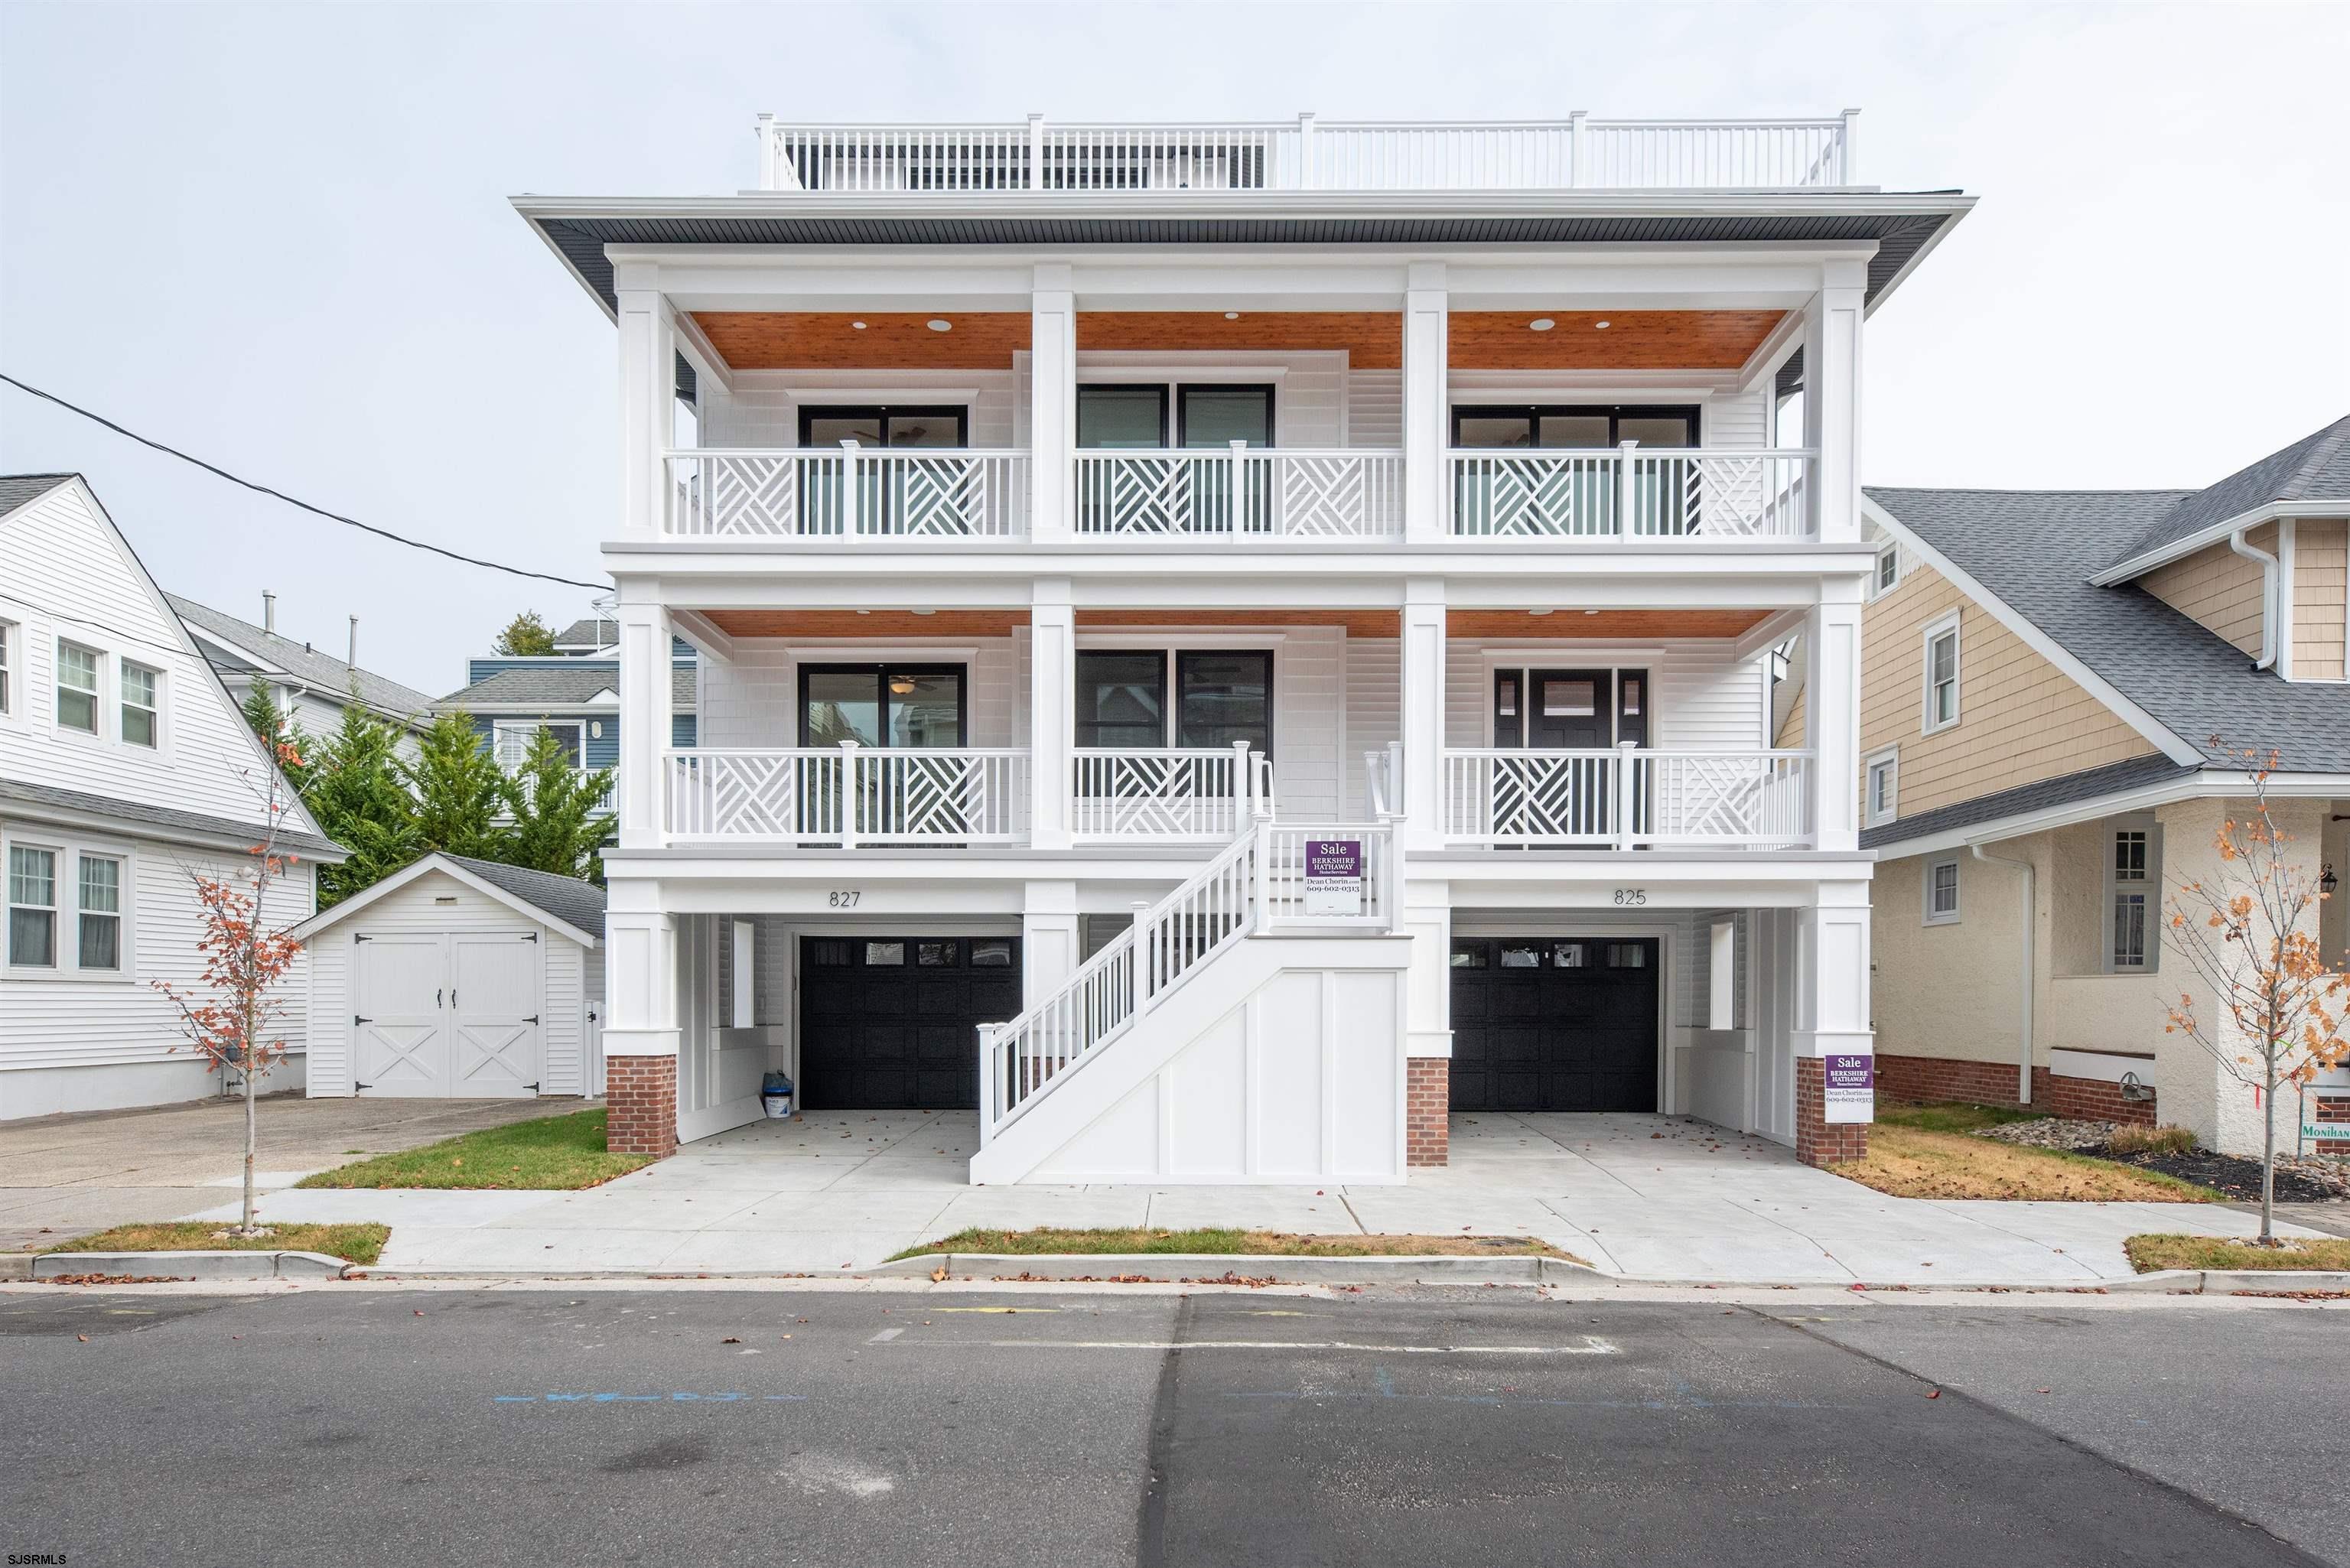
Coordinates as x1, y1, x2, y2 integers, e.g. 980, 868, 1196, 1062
1304, 838, 1365, 917
1822, 1054, 1875, 1124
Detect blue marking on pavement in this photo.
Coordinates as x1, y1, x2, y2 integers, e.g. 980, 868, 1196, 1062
1373, 1366, 1398, 1400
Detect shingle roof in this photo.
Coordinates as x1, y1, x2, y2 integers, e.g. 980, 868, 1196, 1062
1860, 753, 2199, 852
440, 854, 605, 939
552, 616, 617, 650
436, 665, 693, 708
1867, 486, 2350, 774
2108, 415, 2350, 571
0, 473, 75, 516
0, 777, 344, 859
167, 594, 435, 722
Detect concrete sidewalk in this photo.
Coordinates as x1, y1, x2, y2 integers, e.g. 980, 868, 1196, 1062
171, 1110, 2319, 1285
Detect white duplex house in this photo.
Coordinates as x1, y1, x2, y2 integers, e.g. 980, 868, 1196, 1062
515, 112, 1972, 1179
1, 475, 343, 1117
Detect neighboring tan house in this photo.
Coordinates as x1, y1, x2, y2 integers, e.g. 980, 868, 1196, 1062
0, 475, 344, 1118
170, 591, 435, 757
1851, 416, 2350, 1158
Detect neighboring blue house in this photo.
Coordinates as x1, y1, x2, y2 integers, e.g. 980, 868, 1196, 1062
435, 621, 696, 786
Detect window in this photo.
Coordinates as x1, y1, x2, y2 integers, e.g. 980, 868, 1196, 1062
1606, 942, 1649, 970
2105, 822, 2161, 971
1073, 652, 1166, 750
1925, 857, 1961, 925
0, 620, 11, 714
969, 939, 1014, 968
120, 663, 158, 748
1450, 405, 1699, 450
8, 845, 56, 968
1075, 385, 1170, 449
798, 405, 968, 450
1072, 649, 1273, 759
77, 854, 122, 970
1449, 943, 1487, 969
1176, 650, 1272, 756
56, 641, 99, 734
1864, 750, 1899, 826
798, 666, 965, 750
1873, 546, 1900, 598
492, 720, 585, 772
1552, 942, 1587, 969
863, 941, 905, 967
1922, 615, 1961, 733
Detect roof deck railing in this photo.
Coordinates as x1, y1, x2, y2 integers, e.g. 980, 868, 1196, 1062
754, 112, 1859, 194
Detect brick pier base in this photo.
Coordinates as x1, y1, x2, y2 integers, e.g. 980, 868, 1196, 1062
1795, 1058, 1869, 1168
606, 1056, 679, 1157
1407, 1058, 1450, 1167
1873, 1052, 2158, 1126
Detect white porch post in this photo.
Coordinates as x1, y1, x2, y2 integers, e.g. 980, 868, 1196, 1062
1030, 264, 1076, 543
1021, 880, 1079, 1010
1793, 877, 1874, 1165
1030, 578, 1075, 850
1401, 263, 1449, 545
1402, 878, 1453, 1059
1800, 260, 1867, 545
616, 600, 675, 849
603, 878, 681, 1155
615, 265, 677, 542
1400, 577, 1447, 851
1805, 584, 1863, 854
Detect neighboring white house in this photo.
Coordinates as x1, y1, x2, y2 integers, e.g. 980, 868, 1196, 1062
0, 474, 344, 1119
516, 111, 1971, 1176
295, 853, 605, 1101
170, 591, 435, 758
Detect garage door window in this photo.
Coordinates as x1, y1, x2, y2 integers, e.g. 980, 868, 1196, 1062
971, 939, 1014, 968
1551, 942, 1587, 968
1606, 943, 1648, 969
809, 939, 851, 967
864, 942, 906, 966
916, 941, 959, 967
1449, 943, 1486, 968
1499, 943, 1541, 968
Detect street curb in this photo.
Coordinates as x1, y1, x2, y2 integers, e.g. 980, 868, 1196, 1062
867, 1251, 1609, 1285
2104, 1267, 2350, 1294
0, 1254, 31, 1281
27, 1250, 353, 1281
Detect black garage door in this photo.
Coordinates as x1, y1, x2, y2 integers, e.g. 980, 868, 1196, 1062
1448, 938, 1659, 1112
799, 936, 1021, 1110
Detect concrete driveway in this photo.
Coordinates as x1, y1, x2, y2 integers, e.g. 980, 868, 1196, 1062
0, 1094, 589, 1249
179, 1108, 2319, 1283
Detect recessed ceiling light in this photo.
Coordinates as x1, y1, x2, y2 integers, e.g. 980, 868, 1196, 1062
1583, 609, 1602, 616
1528, 318, 1556, 331
1223, 311, 1240, 320
1527, 609, 1554, 617
855, 609, 872, 616
926, 318, 952, 332
1593, 320, 1612, 329
851, 320, 867, 330
910, 608, 935, 616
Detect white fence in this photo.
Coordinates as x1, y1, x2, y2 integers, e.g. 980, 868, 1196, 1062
1072, 448, 1404, 538
1070, 744, 1258, 842
1448, 448, 1813, 540
666, 747, 1030, 844
759, 114, 1857, 193
978, 819, 1398, 1142
666, 447, 1030, 538
1441, 748, 1813, 848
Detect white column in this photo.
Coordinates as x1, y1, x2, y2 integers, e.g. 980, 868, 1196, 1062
1400, 578, 1447, 850
1030, 264, 1076, 543
1805, 584, 1863, 853
1401, 878, 1453, 1059
1796, 878, 1873, 1062
1401, 263, 1449, 545
604, 886, 680, 1059
1800, 261, 1867, 545
1021, 880, 1079, 1009
616, 600, 675, 848
1029, 579, 1075, 849
615, 266, 677, 542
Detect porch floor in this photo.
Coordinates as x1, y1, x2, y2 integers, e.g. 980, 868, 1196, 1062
177, 1110, 2318, 1283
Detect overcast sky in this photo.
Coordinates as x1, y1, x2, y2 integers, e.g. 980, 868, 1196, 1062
4, 2, 2344, 695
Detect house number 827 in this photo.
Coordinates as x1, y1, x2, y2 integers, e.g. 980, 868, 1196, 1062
828, 890, 861, 908
1613, 888, 1647, 906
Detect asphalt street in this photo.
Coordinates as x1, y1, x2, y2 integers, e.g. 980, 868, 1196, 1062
1, 1287, 2336, 1567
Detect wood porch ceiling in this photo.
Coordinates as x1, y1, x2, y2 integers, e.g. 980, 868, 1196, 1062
688, 310, 1785, 372
701, 610, 1031, 638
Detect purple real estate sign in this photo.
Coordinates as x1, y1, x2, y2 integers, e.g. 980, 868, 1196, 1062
1304, 838, 1364, 917
1822, 1053, 1875, 1125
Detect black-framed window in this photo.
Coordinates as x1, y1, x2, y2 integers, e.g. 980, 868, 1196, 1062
797, 405, 968, 449
798, 665, 967, 750
1071, 649, 1271, 758
1076, 385, 1170, 449
1177, 385, 1274, 448
1073, 651, 1167, 750
1076, 384, 1278, 450
1450, 405, 1699, 449
1176, 650, 1271, 755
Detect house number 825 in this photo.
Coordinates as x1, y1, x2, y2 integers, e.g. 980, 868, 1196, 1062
1613, 888, 1647, 906
828, 890, 861, 908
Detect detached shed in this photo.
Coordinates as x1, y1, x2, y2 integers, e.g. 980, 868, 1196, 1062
297, 854, 605, 1099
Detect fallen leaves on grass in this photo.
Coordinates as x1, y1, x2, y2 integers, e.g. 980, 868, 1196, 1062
1829, 1127, 2218, 1202
2124, 1234, 2350, 1273
41, 1222, 390, 1265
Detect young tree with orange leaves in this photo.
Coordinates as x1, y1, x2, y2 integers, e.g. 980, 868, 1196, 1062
2163, 745, 2348, 1242
153, 737, 309, 1235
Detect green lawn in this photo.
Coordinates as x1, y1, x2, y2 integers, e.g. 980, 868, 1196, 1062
44, 1222, 389, 1266
2125, 1234, 2350, 1273
295, 1108, 649, 1190
1874, 1100, 2043, 1134
888, 1227, 1579, 1264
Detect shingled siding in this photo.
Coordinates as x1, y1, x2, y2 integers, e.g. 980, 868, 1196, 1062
1859, 558, 2158, 820
2139, 522, 2273, 660
2292, 518, 2348, 682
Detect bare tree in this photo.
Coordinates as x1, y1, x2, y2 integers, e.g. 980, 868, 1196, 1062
153, 742, 308, 1235
2163, 745, 2349, 1241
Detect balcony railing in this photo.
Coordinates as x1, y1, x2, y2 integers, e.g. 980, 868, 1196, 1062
1073, 447, 1404, 538
1070, 744, 1265, 844
666, 746, 1030, 844
757, 113, 1858, 194
666, 447, 1030, 538
1440, 747, 1813, 849
1449, 447, 1813, 540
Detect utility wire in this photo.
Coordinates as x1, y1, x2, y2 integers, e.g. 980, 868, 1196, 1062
2, 372, 608, 592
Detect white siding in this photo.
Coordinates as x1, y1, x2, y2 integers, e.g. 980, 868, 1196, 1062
700, 369, 1020, 449
1272, 625, 1342, 821
1342, 636, 1401, 818
1702, 390, 1769, 448
0, 481, 327, 838
1346, 370, 1401, 450
303, 867, 591, 1098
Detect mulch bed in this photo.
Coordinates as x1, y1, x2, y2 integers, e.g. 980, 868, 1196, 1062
2087, 1143, 2345, 1202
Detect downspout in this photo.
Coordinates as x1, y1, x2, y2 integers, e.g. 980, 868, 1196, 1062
2227, 528, 2280, 672
1970, 840, 2035, 1105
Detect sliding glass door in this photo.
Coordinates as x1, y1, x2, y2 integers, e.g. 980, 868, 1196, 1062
798, 405, 970, 535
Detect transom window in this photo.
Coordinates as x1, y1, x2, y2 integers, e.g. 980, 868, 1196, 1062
56, 641, 99, 734
8, 845, 57, 968
1922, 616, 1961, 733
120, 663, 159, 748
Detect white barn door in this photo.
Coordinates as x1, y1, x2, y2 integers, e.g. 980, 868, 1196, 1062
355, 935, 449, 1095
450, 934, 542, 1097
